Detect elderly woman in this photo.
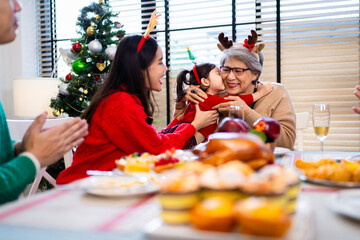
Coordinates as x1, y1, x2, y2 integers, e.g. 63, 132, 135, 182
177, 31, 296, 149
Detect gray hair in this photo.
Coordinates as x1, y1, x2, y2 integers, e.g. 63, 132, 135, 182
220, 45, 264, 82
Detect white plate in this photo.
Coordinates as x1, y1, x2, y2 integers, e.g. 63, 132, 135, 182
144, 200, 315, 240
82, 175, 159, 197
328, 190, 360, 221
274, 147, 291, 157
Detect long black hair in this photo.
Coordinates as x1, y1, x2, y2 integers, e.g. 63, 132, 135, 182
82, 35, 158, 124
176, 63, 216, 102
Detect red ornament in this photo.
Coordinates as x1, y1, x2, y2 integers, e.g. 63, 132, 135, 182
65, 73, 72, 81
117, 34, 124, 39
72, 42, 82, 53
95, 75, 101, 80
115, 22, 121, 28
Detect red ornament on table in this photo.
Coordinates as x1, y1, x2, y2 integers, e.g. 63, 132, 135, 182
72, 42, 82, 53
65, 73, 72, 81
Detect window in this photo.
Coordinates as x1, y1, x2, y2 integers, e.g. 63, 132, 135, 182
45, 0, 359, 151
37, 0, 57, 77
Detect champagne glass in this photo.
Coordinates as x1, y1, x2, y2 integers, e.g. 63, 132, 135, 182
229, 105, 244, 120
312, 103, 330, 152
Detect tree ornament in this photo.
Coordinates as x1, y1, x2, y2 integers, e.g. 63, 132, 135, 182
87, 26, 96, 36
65, 73, 72, 81
84, 89, 88, 94
59, 83, 69, 95
117, 34, 124, 39
79, 97, 83, 101
105, 46, 116, 60
99, 0, 103, 4
72, 42, 82, 53
61, 109, 64, 112
72, 59, 88, 74
60, 48, 76, 66
53, 110, 61, 117
79, 87, 84, 93
88, 39, 102, 53
96, 62, 106, 71
95, 75, 101, 80
114, 22, 121, 28
88, 73, 91, 77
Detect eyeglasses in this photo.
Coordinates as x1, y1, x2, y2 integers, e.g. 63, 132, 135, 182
220, 66, 251, 76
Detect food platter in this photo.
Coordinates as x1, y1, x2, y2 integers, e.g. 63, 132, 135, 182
279, 151, 360, 188
274, 147, 291, 157
81, 175, 159, 197
328, 190, 360, 221
144, 200, 315, 240
298, 174, 360, 188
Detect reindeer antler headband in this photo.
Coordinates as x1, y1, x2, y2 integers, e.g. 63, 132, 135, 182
217, 30, 265, 61
137, 10, 160, 53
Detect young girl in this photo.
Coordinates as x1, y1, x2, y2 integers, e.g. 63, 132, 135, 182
172, 63, 273, 146
56, 34, 218, 184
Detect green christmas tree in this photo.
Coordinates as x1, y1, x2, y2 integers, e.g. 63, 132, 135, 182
50, 1, 125, 117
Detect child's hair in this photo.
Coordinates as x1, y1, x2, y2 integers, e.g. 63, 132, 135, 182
82, 35, 159, 124
176, 63, 216, 102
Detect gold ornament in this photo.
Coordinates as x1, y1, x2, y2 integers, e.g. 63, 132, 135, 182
96, 62, 106, 71
99, 0, 103, 4
87, 26, 95, 36
96, 15, 101, 20
79, 97, 83, 101
52, 110, 61, 117
84, 89, 88, 94
61, 109, 64, 112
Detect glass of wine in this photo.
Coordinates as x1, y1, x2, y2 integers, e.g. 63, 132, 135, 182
312, 103, 330, 152
229, 105, 244, 120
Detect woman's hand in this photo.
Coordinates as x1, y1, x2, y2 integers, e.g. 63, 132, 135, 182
20, 112, 89, 168
184, 85, 207, 104
213, 95, 251, 116
191, 104, 219, 130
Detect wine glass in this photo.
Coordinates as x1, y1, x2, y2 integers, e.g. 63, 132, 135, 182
229, 105, 244, 120
312, 103, 330, 152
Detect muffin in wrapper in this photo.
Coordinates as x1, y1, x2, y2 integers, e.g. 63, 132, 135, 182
158, 169, 200, 224
199, 161, 253, 202
234, 197, 292, 238
190, 197, 235, 232
284, 168, 301, 214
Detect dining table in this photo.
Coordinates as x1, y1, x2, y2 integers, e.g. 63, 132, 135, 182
0, 151, 359, 240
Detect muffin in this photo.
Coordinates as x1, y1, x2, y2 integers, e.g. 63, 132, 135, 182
199, 161, 252, 201
158, 169, 200, 224
241, 165, 288, 208
234, 197, 292, 238
190, 197, 235, 232
284, 168, 301, 214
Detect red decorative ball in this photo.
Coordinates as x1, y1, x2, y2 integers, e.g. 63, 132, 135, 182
65, 73, 72, 81
72, 42, 82, 53
95, 75, 101, 80
117, 34, 124, 39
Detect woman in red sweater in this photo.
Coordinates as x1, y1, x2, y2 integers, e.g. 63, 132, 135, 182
56, 35, 218, 184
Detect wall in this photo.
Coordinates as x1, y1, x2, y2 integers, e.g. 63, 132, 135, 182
0, 0, 38, 117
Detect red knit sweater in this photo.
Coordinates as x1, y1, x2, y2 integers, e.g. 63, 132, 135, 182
179, 93, 254, 138
56, 91, 196, 184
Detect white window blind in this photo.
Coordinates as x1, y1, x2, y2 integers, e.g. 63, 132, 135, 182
37, 0, 57, 77
257, 0, 360, 151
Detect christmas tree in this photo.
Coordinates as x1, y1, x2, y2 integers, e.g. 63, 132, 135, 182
50, 0, 125, 117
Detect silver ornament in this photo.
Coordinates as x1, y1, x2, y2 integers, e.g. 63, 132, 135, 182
88, 39, 102, 53
105, 46, 117, 60
59, 48, 77, 66
59, 83, 69, 95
